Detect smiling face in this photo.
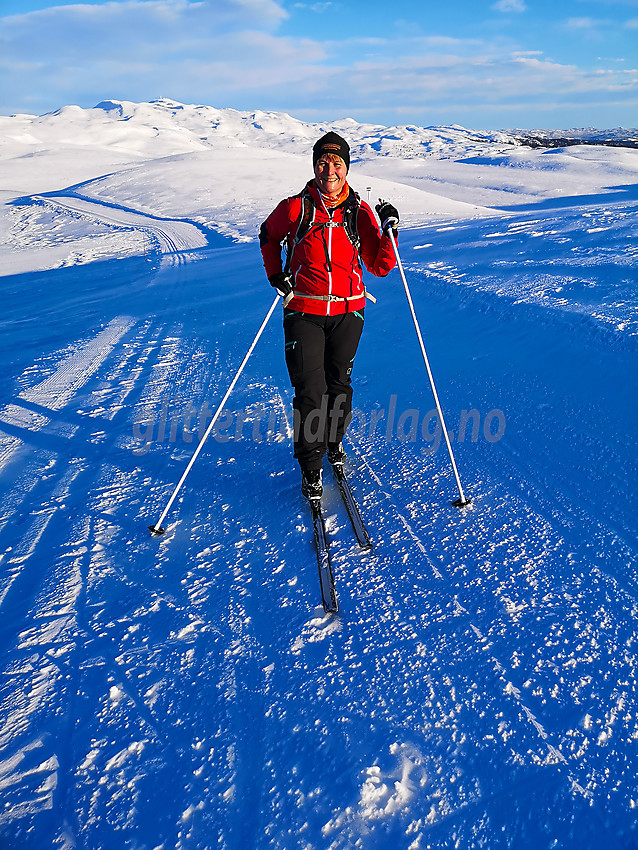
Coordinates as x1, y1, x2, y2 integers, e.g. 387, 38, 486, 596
314, 153, 347, 197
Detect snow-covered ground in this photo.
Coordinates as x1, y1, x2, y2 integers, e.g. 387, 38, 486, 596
2, 98, 637, 263
0, 99, 637, 849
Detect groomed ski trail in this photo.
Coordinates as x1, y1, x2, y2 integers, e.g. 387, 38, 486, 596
0, 200, 637, 848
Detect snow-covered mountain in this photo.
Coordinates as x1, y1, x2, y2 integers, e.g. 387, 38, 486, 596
0, 97, 521, 162
510, 127, 638, 148
6, 98, 636, 162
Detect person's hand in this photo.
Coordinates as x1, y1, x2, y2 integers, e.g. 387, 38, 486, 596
375, 200, 399, 235
269, 271, 293, 299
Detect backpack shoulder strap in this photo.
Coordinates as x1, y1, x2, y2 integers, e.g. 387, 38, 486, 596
284, 187, 316, 274
341, 189, 361, 255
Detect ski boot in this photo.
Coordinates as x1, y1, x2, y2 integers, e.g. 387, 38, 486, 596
301, 468, 323, 502
327, 441, 346, 467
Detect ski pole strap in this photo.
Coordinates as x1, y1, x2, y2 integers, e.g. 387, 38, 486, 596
291, 289, 376, 304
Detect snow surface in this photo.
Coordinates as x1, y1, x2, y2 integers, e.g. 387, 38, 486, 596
0, 99, 637, 849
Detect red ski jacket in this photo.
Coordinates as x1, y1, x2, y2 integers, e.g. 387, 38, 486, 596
259, 181, 396, 316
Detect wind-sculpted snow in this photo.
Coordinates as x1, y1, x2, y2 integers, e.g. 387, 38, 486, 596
0, 172, 637, 849
407, 190, 638, 336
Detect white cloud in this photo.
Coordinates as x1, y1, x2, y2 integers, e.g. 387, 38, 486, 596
1, 0, 288, 31
292, 2, 334, 9
561, 15, 627, 36
565, 16, 602, 27
492, 0, 527, 12
0, 0, 635, 126
0, 0, 295, 109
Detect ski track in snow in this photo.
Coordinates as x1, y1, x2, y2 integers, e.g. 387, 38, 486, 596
0, 188, 637, 846
2, 193, 210, 276
31, 194, 210, 256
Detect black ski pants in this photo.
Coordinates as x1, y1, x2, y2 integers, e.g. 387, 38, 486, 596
283, 308, 364, 472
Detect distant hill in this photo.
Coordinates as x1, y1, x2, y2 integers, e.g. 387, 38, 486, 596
7, 97, 637, 163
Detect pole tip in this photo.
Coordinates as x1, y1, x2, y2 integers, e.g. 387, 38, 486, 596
148, 524, 165, 536
452, 497, 472, 509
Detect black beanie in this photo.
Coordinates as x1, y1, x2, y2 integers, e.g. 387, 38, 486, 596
312, 132, 350, 171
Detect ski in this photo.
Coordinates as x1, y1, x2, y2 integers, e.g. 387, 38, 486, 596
310, 499, 338, 613
331, 463, 372, 551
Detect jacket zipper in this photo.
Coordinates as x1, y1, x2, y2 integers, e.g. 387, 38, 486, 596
327, 210, 333, 316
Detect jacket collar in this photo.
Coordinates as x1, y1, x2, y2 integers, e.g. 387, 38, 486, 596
307, 180, 354, 211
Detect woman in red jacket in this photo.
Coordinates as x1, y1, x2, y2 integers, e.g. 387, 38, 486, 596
259, 132, 399, 500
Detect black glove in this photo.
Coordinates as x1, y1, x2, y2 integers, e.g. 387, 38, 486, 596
269, 271, 293, 299
375, 200, 399, 235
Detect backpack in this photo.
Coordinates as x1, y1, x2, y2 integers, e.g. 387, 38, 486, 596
284, 186, 361, 275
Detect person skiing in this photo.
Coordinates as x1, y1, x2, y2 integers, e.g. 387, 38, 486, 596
259, 131, 399, 501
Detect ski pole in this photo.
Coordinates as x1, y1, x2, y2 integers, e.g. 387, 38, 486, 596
385, 226, 470, 508
149, 293, 281, 535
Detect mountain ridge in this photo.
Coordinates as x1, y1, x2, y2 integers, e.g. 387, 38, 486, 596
4, 98, 637, 163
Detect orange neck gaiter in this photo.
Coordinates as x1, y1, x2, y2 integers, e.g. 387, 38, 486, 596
319, 181, 349, 210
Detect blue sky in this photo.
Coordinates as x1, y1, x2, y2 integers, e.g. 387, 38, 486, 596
0, 0, 636, 128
